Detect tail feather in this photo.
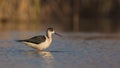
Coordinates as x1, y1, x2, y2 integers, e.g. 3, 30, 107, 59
15, 40, 26, 42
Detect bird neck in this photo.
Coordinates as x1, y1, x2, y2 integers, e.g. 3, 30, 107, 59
46, 31, 52, 38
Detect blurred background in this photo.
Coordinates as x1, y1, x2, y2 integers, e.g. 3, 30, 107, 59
0, 1, 120, 68
0, 0, 120, 33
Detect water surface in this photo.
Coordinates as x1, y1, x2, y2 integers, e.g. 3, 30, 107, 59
0, 32, 120, 68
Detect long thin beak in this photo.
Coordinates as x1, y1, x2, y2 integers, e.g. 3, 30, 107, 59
55, 32, 62, 37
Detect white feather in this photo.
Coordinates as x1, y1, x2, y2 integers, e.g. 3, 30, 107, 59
23, 36, 52, 50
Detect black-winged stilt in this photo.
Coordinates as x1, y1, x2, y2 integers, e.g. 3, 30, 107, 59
16, 28, 61, 51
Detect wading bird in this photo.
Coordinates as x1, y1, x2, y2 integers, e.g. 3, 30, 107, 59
16, 28, 61, 51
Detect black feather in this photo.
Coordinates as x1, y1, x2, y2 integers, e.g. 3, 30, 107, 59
16, 35, 46, 44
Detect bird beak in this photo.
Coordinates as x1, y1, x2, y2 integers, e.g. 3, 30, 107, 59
55, 32, 62, 37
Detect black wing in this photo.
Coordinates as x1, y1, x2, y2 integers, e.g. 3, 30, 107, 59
16, 35, 46, 44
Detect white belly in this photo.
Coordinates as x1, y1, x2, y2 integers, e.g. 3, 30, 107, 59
23, 38, 52, 50
37, 39, 52, 50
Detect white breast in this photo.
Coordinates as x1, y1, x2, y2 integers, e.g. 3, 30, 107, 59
37, 37, 52, 50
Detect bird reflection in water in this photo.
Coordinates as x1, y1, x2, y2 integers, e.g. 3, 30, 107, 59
25, 51, 55, 68
37, 51, 54, 59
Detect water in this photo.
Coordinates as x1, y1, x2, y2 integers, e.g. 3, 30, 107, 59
0, 32, 120, 68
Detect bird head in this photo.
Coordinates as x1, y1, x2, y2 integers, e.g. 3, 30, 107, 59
47, 28, 62, 37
